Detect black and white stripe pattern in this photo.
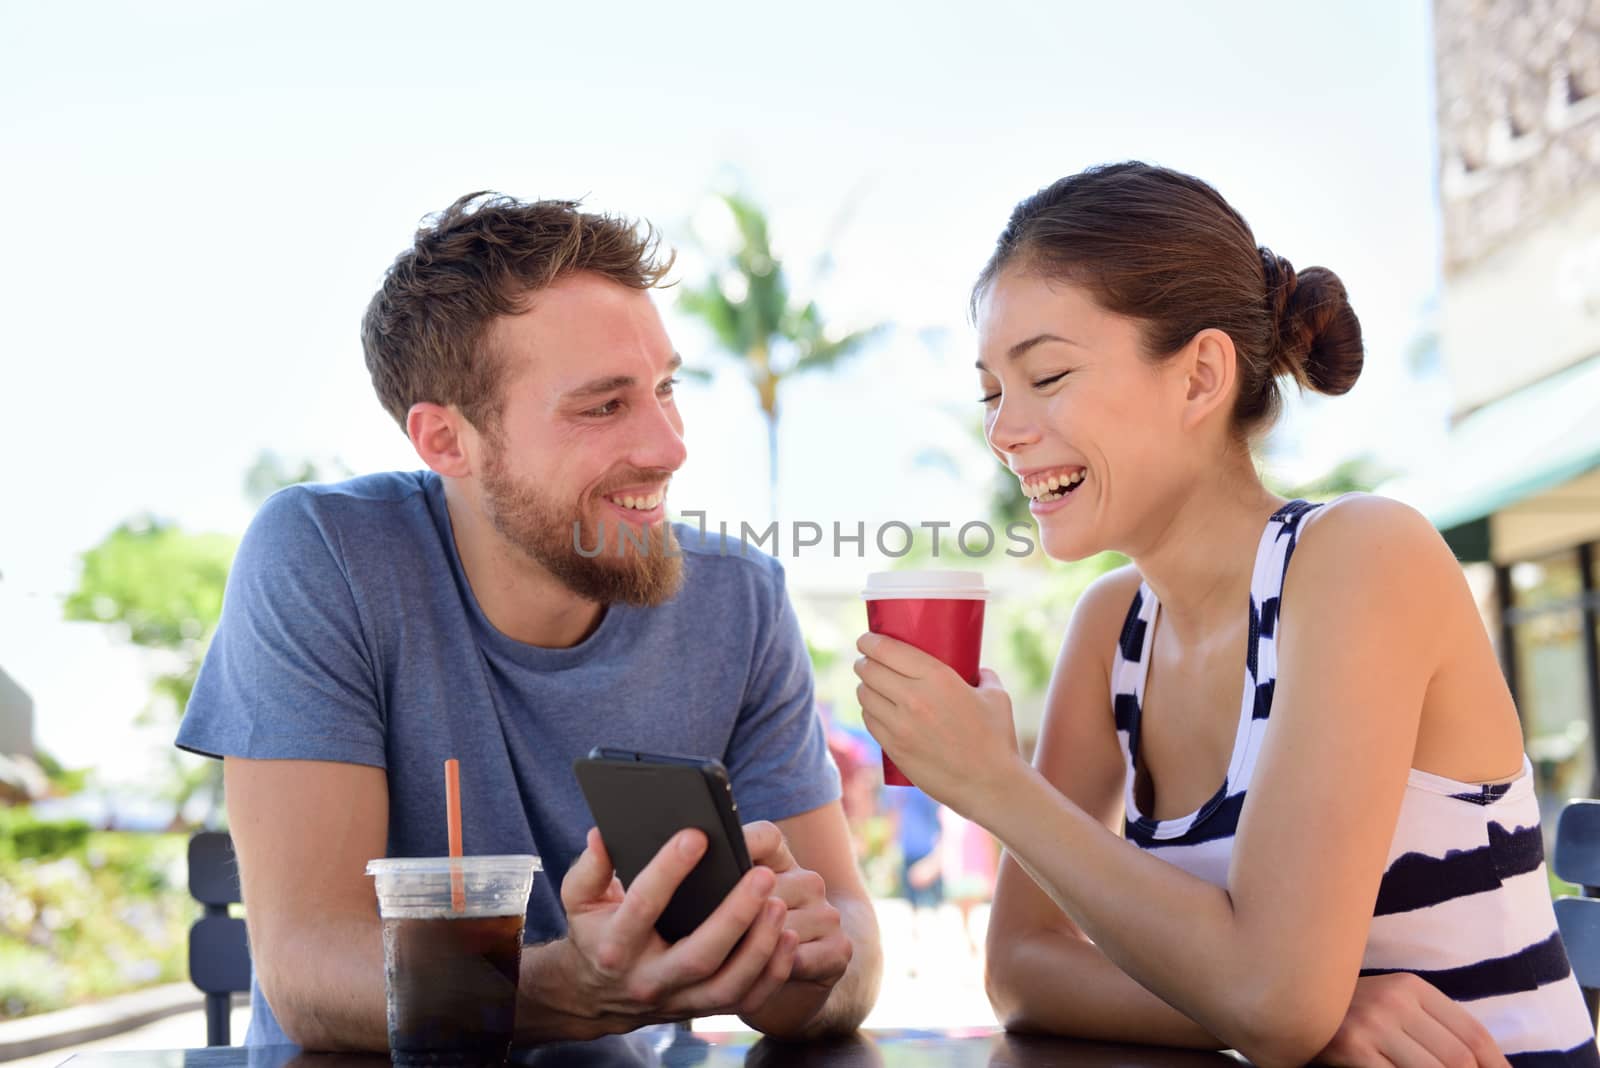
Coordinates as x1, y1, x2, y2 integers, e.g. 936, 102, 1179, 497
1110, 500, 1599, 1060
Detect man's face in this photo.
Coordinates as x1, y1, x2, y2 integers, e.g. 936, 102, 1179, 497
475, 272, 688, 606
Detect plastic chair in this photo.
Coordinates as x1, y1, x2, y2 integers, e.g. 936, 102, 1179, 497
188, 830, 251, 1046
1553, 799, 1600, 1023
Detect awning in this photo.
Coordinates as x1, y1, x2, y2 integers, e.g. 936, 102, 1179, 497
1379, 351, 1600, 540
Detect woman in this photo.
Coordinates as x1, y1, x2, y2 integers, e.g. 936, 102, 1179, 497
854, 162, 1597, 1065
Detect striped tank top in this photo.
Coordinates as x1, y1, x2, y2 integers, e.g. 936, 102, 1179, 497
1111, 499, 1599, 1061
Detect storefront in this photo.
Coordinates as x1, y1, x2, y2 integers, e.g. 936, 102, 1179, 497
1384, 352, 1600, 809
1401, 0, 1600, 807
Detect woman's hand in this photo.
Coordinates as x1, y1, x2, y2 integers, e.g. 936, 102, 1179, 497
853, 632, 1027, 819
1318, 973, 1509, 1067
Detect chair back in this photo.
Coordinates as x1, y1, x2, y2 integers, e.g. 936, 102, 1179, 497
1553, 800, 1600, 1021
188, 831, 250, 1046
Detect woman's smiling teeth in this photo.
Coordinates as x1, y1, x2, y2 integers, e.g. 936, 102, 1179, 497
1020, 469, 1086, 502
609, 489, 665, 511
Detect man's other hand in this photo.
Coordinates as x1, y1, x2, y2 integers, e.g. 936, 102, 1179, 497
743, 820, 852, 990
556, 827, 798, 1023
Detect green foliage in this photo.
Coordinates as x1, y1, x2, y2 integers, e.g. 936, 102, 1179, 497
990, 551, 1128, 696
0, 811, 91, 863
32, 749, 89, 796
62, 518, 236, 660
60, 452, 343, 823
0, 828, 196, 1019
60, 516, 236, 828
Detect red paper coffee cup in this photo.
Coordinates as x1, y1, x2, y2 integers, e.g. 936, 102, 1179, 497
863, 570, 988, 787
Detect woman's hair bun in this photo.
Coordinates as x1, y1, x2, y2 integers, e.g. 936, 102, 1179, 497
1259, 247, 1364, 397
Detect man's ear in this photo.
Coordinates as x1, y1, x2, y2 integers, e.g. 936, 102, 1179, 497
406, 402, 475, 478
1180, 328, 1238, 431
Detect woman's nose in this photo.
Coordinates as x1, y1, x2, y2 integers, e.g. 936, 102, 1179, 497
986, 397, 1041, 456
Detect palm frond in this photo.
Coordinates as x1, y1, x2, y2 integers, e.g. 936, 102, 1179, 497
678, 282, 746, 354
721, 193, 773, 260
792, 323, 886, 374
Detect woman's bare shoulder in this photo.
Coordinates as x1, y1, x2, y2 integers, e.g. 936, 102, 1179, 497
1285, 493, 1467, 656
1058, 563, 1146, 669
1294, 493, 1459, 582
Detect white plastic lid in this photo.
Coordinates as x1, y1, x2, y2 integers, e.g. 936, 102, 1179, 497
365, 855, 541, 877
367, 855, 541, 918
862, 570, 988, 601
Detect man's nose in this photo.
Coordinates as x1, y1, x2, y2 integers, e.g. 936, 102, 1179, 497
635, 395, 688, 472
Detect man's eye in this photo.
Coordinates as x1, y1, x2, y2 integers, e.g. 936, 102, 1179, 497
657, 376, 679, 396
583, 400, 621, 417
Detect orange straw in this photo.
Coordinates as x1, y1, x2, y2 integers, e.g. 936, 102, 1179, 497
445, 758, 465, 912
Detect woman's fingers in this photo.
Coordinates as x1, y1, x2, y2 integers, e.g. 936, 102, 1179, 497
1397, 1009, 1480, 1068
1374, 1029, 1432, 1068
1415, 981, 1508, 1067
852, 655, 908, 701
856, 632, 941, 677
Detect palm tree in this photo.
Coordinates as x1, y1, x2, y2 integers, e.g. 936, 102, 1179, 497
679, 193, 882, 519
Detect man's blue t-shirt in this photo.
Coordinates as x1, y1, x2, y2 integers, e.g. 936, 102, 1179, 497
176, 471, 841, 1046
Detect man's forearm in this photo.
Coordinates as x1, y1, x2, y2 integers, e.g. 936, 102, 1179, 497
740, 895, 882, 1039
262, 917, 389, 1051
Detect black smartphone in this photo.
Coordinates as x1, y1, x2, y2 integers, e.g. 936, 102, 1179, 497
572, 748, 753, 942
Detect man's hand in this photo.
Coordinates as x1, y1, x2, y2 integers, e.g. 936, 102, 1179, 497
550, 827, 798, 1026
1318, 973, 1509, 1067
743, 821, 853, 989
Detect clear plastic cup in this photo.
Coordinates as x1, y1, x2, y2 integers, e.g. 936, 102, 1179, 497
367, 855, 540, 1067
863, 570, 989, 787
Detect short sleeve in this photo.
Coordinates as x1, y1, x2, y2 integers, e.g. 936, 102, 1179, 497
176, 487, 387, 767
721, 561, 841, 822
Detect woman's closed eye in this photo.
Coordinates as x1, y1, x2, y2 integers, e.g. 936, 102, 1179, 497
979, 369, 1070, 406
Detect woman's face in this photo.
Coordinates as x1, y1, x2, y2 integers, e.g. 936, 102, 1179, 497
975, 269, 1193, 561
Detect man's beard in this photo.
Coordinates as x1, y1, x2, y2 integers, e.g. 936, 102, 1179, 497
480, 448, 683, 608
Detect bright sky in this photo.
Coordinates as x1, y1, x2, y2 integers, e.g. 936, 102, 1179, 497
0, 1, 1444, 783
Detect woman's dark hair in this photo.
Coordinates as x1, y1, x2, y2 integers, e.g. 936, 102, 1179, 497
973, 162, 1364, 437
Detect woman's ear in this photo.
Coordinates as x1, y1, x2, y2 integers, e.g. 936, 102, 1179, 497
406, 402, 475, 478
1181, 328, 1238, 431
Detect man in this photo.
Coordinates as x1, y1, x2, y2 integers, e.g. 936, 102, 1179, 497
176, 193, 882, 1048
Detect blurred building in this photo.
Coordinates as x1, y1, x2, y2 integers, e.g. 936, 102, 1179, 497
1387, 2, 1600, 801
0, 664, 34, 759
0, 664, 40, 803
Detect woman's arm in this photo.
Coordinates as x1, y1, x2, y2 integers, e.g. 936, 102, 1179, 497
986, 566, 1224, 1047
861, 497, 1461, 1066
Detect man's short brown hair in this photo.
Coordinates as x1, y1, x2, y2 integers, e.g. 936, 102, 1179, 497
361, 192, 673, 435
